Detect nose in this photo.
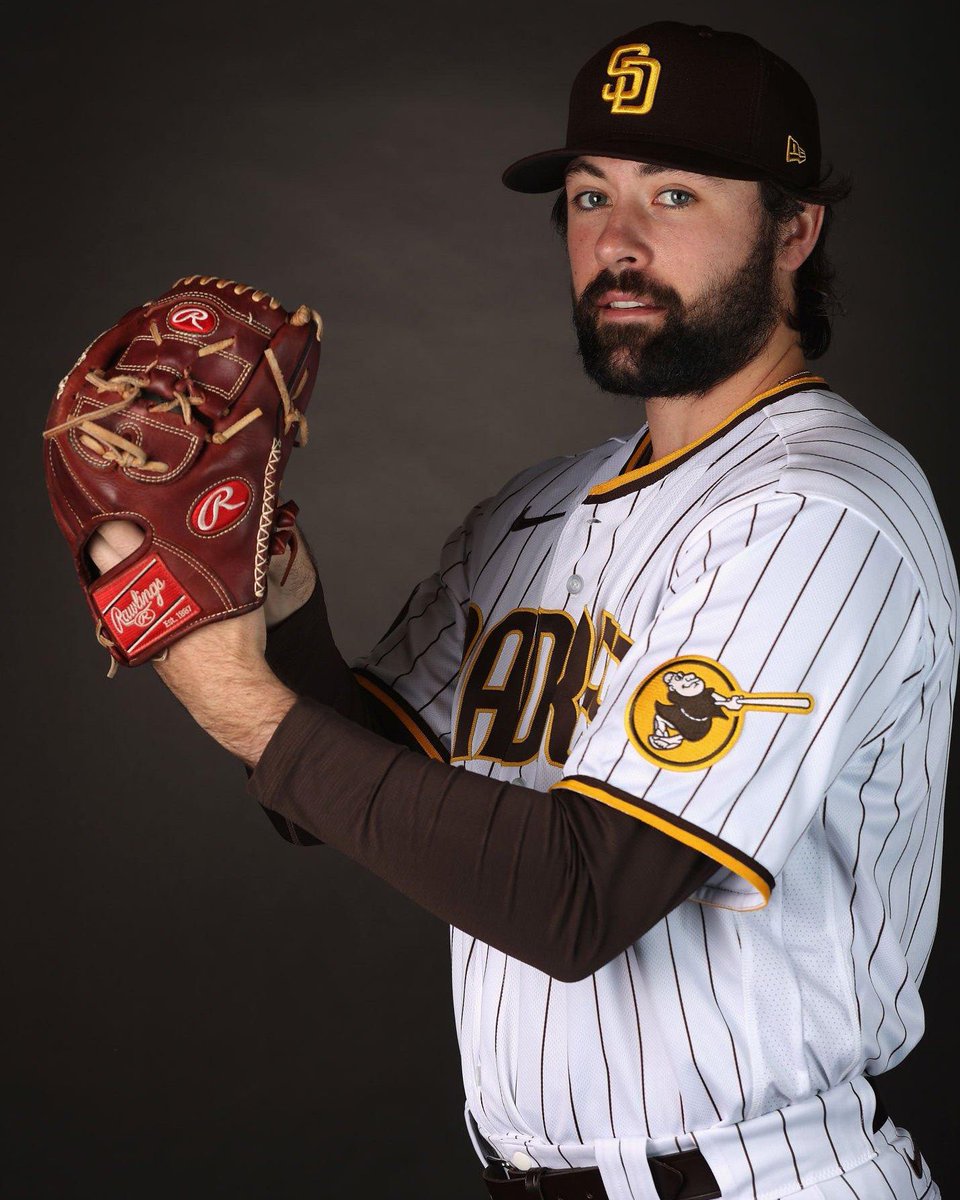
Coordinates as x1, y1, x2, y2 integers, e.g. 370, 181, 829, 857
593, 203, 654, 272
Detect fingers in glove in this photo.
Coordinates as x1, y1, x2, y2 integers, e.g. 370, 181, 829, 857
87, 519, 146, 576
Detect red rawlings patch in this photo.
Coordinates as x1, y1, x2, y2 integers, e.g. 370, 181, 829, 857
189, 479, 252, 535
167, 304, 218, 335
92, 552, 201, 656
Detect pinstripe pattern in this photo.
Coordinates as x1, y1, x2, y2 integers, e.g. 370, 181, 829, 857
351, 387, 956, 1194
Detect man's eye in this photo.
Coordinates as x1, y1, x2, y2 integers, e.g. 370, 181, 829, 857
571, 190, 608, 211
658, 188, 694, 208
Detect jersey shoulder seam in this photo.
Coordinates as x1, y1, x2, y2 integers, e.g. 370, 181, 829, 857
762, 406, 933, 615
678, 475, 931, 629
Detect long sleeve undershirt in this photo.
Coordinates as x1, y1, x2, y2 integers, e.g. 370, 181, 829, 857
253, 578, 717, 982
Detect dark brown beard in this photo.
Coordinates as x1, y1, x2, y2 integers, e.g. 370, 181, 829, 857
573, 215, 783, 400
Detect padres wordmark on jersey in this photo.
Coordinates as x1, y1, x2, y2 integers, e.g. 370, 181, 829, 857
353, 380, 957, 1200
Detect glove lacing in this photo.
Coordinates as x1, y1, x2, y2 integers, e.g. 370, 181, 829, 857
43, 348, 309, 470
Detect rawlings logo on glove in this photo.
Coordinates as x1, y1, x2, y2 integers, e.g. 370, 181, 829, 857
43, 274, 322, 674
190, 480, 253, 534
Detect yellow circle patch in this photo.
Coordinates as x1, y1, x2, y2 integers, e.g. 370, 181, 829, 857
625, 656, 813, 772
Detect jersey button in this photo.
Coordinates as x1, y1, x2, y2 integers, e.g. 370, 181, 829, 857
511, 1152, 535, 1171
566, 574, 584, 595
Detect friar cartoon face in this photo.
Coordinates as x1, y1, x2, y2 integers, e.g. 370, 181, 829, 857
662, 671, 707, 697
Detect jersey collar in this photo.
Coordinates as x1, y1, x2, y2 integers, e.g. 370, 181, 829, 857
585, 374, 827, 505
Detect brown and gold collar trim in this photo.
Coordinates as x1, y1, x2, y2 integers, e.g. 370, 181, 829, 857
586, 375, 827, 505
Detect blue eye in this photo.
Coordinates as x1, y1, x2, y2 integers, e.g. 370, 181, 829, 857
572, 190, 608, 211
658, 188, 694, 208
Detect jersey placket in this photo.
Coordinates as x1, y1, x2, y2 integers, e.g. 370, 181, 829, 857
526, 453, 648, 785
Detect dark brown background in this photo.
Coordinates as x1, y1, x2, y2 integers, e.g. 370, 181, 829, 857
5, 1, 957, 1195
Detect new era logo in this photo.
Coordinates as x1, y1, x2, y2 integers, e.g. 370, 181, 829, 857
786, 135, 806, 164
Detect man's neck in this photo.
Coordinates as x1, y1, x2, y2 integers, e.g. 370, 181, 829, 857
644, 330, 807, 462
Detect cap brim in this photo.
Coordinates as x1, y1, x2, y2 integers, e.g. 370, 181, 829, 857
502, 141, 770, 193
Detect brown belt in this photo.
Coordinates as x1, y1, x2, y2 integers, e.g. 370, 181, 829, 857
482, 1148, 719, 1200
481, 1085, 890, 1200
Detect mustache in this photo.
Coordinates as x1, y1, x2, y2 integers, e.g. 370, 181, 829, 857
577, 268, 683, 312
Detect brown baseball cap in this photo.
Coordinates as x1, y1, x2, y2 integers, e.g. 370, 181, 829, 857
502, 21, 821, 192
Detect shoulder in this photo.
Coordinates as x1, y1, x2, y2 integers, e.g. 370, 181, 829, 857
703, 386, 937, 525
690, 387, 957, 632
764, 386, 935, 520
770, 389, 955, 618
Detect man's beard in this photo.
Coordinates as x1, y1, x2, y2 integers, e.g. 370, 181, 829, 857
572, 216, 784, 400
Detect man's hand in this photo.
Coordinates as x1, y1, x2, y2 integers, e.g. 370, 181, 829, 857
89, 520, 296, 767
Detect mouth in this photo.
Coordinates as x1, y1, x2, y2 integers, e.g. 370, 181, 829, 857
595, 293, 665, 319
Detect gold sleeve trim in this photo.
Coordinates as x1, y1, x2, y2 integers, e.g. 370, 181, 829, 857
353, 671, 446, 762
551, 776, 772, 908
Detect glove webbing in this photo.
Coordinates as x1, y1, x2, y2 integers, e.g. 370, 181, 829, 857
42, 349, 307, 469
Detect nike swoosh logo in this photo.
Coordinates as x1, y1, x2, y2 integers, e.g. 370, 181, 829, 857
510, 506, 566, 532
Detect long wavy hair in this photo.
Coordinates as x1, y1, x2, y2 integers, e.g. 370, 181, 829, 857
550, 170, 851, 359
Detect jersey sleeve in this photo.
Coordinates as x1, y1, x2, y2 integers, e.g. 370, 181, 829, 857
350, 501, 486, 763
553, 494, 927, 910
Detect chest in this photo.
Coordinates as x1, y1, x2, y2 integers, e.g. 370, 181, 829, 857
451, 474, 694, 776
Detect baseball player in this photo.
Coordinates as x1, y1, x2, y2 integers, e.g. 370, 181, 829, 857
83, 20, 956, 1200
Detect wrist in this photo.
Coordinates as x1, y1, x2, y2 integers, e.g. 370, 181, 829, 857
228, 672, 298, 768
155, 636, 297, 767
201, 666, 297, 767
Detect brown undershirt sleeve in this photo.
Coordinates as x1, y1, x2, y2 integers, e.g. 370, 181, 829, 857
248, 697, 719, 982
260, 574, 428, 844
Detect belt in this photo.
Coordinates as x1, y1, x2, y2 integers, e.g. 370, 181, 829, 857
482, 1148, 719, 1199
481, 1084, 890, 1200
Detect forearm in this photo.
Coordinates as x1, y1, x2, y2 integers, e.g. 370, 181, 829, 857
248, 698, 717, 981
259, 565, 447, 845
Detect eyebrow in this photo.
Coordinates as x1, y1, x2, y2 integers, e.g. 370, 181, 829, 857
564, 158, 673, 181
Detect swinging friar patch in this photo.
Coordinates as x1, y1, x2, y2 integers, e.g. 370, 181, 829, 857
625, 656, 814, 771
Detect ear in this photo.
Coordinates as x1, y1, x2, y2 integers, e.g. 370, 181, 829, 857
778, 203, 825, 272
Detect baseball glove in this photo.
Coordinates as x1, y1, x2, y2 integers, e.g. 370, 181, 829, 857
43, 274, 322, 674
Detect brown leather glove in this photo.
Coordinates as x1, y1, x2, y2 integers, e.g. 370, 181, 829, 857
43, 274, 322, 673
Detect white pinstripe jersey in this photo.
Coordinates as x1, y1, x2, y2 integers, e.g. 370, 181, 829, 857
352, 378, 958, 1193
